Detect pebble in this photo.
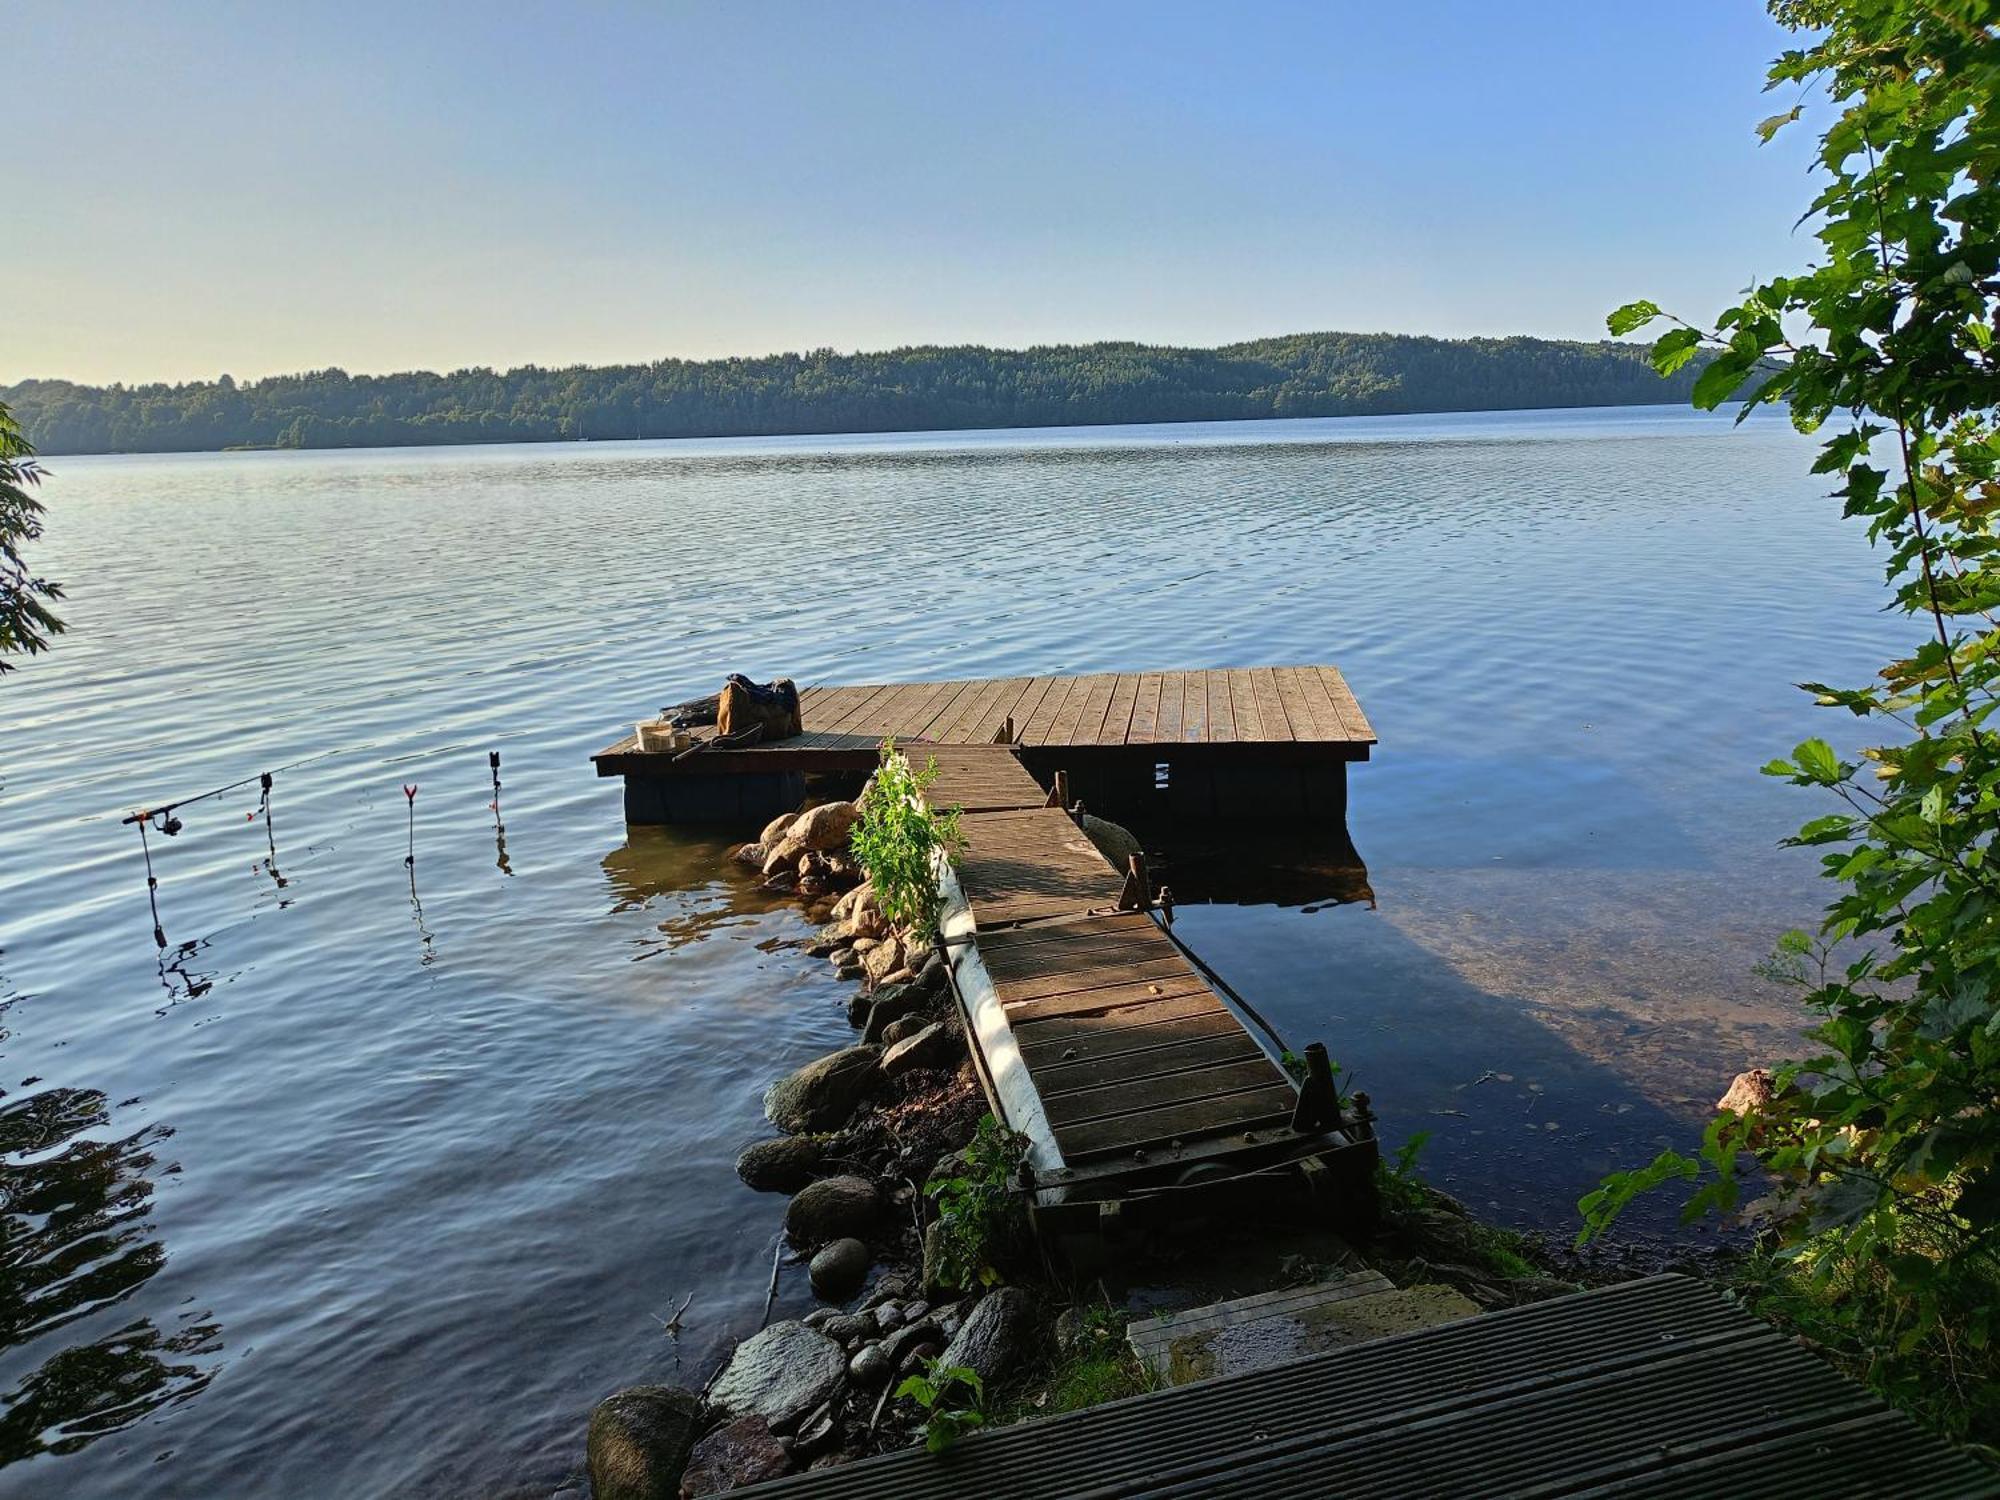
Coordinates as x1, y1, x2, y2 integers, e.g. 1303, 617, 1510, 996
847, 1343, 890, 1386
874, 1302, 903, 1331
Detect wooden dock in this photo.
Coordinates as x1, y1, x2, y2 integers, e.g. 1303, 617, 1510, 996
594, 664, 1376, 824
734, 1274, 1998, 1498
924, 745, 1373, 1230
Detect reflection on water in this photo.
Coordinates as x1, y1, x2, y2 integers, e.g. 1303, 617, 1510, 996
0, 1083, 219, 1463
0, 406, 1912, 1495
1144, 824, 1376, 911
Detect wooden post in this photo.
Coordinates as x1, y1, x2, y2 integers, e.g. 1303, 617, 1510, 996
1157, 884, 1176, 928
1290, 1042, 1340, 1133
1119, 852, 1152, 912
993, 715, 1015, 744
1044, 768, 1072, 810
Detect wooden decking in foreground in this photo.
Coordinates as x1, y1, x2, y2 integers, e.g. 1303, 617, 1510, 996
925, 746, 1368, 1216
737, 1275, 1997, 1498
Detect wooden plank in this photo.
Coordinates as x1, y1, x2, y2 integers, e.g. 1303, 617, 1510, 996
1034, 1031, 1267, 1095
809, 683, 895, 735
1155, 671, 1186, 744
1126, 673, 1163, 745
1252, 667, 1295, 742
1005, 676, 1059, 743
1017, 675, 1077, 746
1276, 665, 1336, 741
1000, 974, 1214, 1025
975, 911, 1158, 954
1014, 992, 1230, 1052
1203, 669, 1234, 742
1043, 1058, 1286, 1127
1095, 674, 1142, 746
1318, 666, 1376, 743
1048, 673, 1110, 746
1228, 668, 1264, 741
1052, 1084, 1298, 1160
1016, 1001, 1239, 1064
984, 929, 1183, 980
988, 953, 1196, 1005
1072, 674, 1119, 745
903, 679, 980, 740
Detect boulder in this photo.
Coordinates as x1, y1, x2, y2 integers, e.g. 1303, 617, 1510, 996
760, 812, 799, 846
808, 1237, 872, 1301
760, 844, 797, 879
819, 1311, 875, 1342
805, 929, 846, 959
935, 1286, 1035, 1385
785, 1174, 882, 1245
881, 1021, 961, 1078
1080, 813, 1142, 871
878, 1317, 940, 1369
707, 1321, 846, 1433
1718, 1067, 1776, 1116
586, 1385, 704, 1500
845, 991, 873, 1028
731, 842, 768, 868
860, 984, 925, 1045
764, 1047, 881, 1133
879, 1016, 923, 1047
735, 1136, 826, 1194
680, 1414, 791, 1495
785, 801, 861, 854
862, 936, 907, 989
830, 880, 872, 923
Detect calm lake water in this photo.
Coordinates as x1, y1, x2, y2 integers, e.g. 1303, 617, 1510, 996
0, 406, 1900, 1496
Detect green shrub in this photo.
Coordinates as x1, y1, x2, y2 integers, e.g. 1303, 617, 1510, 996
851, 739, 963, 943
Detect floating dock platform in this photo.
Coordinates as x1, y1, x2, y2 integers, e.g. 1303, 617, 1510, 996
594, 665, 1376, 824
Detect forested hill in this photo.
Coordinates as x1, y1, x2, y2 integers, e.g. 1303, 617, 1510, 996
4, 332, 1705, 455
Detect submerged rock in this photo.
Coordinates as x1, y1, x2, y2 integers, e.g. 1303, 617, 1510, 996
786, 1174, 882, 1245
1717, 1067, 1776, 1116
764, 1046, 881, 1133
707, 1321, 845, 1433
680, 1414, 791, 1495
585, 1385, 703, 1500
936, 1286, 1035, 1385
735, 1136, 826, 1194
808, 1237, 872, 1300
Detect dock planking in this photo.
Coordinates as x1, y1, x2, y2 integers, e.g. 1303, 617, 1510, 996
592, 664, 1376, 777
934, 778, 1308, 1167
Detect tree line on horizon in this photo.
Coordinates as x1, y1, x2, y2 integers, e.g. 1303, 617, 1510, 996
2, 331, 1710, 455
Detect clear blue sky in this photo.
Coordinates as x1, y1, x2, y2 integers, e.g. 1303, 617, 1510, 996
12, 1, 1819, 384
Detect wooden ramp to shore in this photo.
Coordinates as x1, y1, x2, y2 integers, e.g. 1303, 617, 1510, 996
735, 1274, 1997, 1498
593, 665, 1375, 825
924, 745, 1371, 1224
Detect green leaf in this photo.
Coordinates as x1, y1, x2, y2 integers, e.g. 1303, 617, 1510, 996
1607, 300, 1664, 337
1650, 326, 1703, 376
1691, 354, 1752, 409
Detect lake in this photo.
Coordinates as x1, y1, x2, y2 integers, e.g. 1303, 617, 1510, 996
0, 406, 1899, 1496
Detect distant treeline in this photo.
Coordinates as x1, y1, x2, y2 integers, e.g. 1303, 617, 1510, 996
4, 332, 1710, 455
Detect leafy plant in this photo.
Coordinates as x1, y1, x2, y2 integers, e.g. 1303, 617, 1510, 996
0, 400, 65, 674
1374, 1129, 1432, 1213
925, 1114, 1029, 1291
1586, 0, 2000, 1438
895, 1357, 986, 1454
851, 739, 964, 943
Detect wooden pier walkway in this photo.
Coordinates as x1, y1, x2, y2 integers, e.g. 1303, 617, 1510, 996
736, 1274, 1997, 1498
923, 745, 1370, 1225
594, 664, 1375, 825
